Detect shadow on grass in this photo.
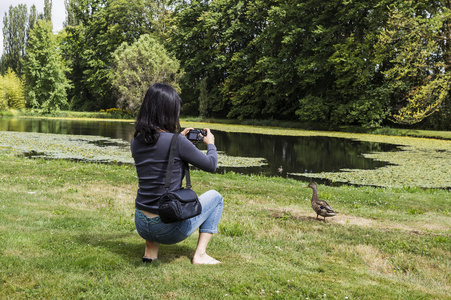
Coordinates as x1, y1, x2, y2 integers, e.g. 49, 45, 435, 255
74, 233, 195, 266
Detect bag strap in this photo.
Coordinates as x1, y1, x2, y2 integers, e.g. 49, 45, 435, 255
184, 161, 192, 189
164, 134, 192, 191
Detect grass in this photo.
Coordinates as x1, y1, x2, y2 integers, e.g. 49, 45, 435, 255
0, 153, 449, 299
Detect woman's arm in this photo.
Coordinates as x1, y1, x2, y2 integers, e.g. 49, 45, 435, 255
178, 129, 217, 173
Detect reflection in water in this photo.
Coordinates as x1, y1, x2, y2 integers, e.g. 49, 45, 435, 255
0, 118, 399, 181
0, 118, 135, 142
209, 132, 398, 181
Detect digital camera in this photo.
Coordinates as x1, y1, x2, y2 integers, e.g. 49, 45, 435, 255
187, 129, 207, 142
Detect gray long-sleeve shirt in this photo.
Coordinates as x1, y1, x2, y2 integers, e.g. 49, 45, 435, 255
131, 132, 218, 213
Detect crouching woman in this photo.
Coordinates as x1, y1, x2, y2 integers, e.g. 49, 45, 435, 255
131, 83, 223, 265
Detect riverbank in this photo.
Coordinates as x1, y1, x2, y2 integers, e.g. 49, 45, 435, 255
0, 153, 449, 299
2, 110, 451, 140
1, 116, 450, 189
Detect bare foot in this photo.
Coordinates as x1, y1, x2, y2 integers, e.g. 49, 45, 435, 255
192, 253, 221, 265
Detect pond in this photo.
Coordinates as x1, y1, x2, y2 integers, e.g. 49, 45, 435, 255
0, 117, 400, 183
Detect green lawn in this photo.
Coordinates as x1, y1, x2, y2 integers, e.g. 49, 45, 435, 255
0, 153, 449, 299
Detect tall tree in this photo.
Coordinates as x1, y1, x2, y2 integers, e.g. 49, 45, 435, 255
60, 0, 154, 111
222, 0, 304, 120
44, 0, 53, 22
323, 0, 395, 127
2, 4, 28, 75
28, 5, 38, 42
145, 0, 185, 40
170, 0, 395, 125
60, 0, 104, 110
169, 0, 244, 117
376, 0, 451, 125
110, 34, 183, 112
198, 77, 209, 117
64, 0, 78, 27
25, 20, 71, 113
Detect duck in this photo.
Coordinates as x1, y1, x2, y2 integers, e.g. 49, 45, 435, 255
306, 182, 337, 221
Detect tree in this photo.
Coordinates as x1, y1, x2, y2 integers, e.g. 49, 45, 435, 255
198, 78, 209, 117
169, 0, 251, 117
64, 0, 78, 26
0, 68, 26, 110
326, 0, 394, 127
4, 68, 26, 109
375, 1, 451, 125
144, 0, 176, 39
28, 5, 38, 42
43, 0, 52, 22
24, 20, 71, 113
0, 74, 6, 110
110, 34, 183, 112
2, 4, 28, 75
60, 0, 103, 110
170, 0, 395, 126
60, 0, 155, 111
222, 0, 307, 120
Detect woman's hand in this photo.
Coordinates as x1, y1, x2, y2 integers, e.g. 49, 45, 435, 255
181, 127, 194, 136
202, 128, 215, 146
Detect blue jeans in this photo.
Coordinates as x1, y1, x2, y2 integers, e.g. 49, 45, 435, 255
135, 190, 223, 245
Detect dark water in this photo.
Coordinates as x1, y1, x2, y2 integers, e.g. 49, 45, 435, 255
0, 118, 135, 141
0, 118, 399, 182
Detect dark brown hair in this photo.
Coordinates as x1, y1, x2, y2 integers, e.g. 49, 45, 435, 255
134, 83, 181, 145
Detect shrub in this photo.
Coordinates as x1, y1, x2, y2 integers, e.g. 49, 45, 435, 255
0, 68, 26, 110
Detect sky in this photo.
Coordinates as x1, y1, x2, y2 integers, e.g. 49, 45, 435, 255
0, 0, 66, 55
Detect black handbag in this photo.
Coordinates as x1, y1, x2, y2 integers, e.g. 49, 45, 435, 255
158, 134, 202, 223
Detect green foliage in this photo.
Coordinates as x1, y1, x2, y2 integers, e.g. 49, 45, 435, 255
1, 0, 448, 129
296, 95, 329, 124
43, 0, 52, 22
0, 68, 26, 109
2, 4, 28, 75
24, 20, 71, 114
4, 68, 26, 109
100, 108, 134, 119
168, 0, 226, 116
375, 1, 451, 125
60, 0, 154, 111
27, 5, 38, 41
170, 0, 397, 127
110, 34, 183, 113
144, 0, 176, 39
0, 77, 6, 110
198, 77, 209, 117
329, 32, 391, 127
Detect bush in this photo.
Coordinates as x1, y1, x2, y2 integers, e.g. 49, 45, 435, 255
0, 68, 26, 110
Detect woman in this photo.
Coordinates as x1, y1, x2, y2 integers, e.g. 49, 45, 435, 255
131, 83, 223, 265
